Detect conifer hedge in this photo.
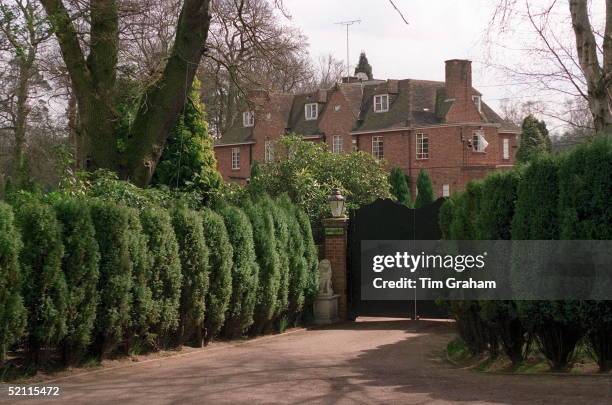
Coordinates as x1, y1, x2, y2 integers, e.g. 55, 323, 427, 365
243, 199, 280, 335
172, 207, 209, 345
201, 208, 233, 343
0, 202, 26, 362
90, 201, 133, 357
278, 195, 308, 324
126, 208, 154, 351
0, 190, 315, 366
140, 209, 182, 345
16, 201, 67, 364
219, 205, 259, 338
54, 198, 100, 364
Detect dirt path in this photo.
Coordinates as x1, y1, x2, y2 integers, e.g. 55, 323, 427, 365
1, 318, 610, 404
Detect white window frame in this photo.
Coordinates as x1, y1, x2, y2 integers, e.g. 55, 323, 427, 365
503, 138, 510, 160
472, 95, 482, 113
416, 133, 429, 160
473, 131, 486, 152
373, 94, 389, 113
372, 136, 384, 160
332, 135, 343, 154
231, 147, 240, 170
442, 184, 450, 198
265, 140, 275, 163
305, 103, 318, 120
243, 111, 254, 127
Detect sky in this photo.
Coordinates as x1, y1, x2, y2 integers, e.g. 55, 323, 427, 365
281, 0, 585, 131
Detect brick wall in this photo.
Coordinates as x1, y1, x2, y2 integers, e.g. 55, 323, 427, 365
215, 144, 252, 184
322, 218, 348, 320
320, 88, 359, 153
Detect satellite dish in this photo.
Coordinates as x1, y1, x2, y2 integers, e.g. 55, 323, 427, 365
355, 72, 368, 81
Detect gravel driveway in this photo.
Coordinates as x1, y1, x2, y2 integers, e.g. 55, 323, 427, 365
2, 318, 610, 404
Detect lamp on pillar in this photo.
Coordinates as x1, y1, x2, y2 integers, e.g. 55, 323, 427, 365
328, 188, 346, 218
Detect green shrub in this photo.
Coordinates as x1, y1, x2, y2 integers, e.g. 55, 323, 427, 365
389, 167, 411, 207
439, 196, 455, 240
278, 195, 308, 324
201, 208, 233, 343
558, 137, 612, 372
512, 156, 560, 240
126, 209, 154, 352
262, 197, 290, 330
172, 207, 209, 346
90, 201, 133, 357
242, 199, 280, 335
54, 198, 100, 364
0, 203, 26, 362
296, 208, 319, 307
140, 208, 182, 346
219, 205, 259, 338
448, 301, 490, 355
475, 170, 520, 240
448, 181, 483, 240
16, 201, 67, 364
414, 170, 434, 208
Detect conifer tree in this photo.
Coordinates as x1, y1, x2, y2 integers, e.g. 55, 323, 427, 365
354, 52, 373, 80
516, 115, 549, 163
242, 199, 280, 335
90, 201, 133, 357
140, 209, 182, 345
414, 170, 434, 208
153, 78, 222, 192
219, 206, 259, 338
0, 203, 26, 362
54, 198, 100, 364
201, 208, 233, 343
17, 201, 67, 364
172, 207, 210, 345
389, 167, 411, 206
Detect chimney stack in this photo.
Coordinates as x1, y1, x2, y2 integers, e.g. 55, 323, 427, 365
445, 59, 472, 100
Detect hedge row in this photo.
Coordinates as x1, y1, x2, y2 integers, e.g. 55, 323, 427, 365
440, 137, 612, 372
0, 193, 317, 367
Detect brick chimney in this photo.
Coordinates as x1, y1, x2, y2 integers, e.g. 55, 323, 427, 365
444, 59, 482, 123
445, 59, 472, 100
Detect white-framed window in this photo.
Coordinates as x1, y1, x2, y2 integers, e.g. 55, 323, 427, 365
265, 140, 274, 163
373, 94, 389, 112
472, 130, 487, 152
372, 136, 384, 160
231, 147, 240, 170
472, 95, 482, 113
332, 135, 343, 154
305, 103, 318, 120
243, 111, 254, 127
442, 184, 450, 198
503, 138, 510, 160
416, 133, 429, 159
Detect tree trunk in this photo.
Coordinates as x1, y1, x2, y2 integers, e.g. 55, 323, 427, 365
124, 0, 212, 187
41, 0, 212, 187
13, 57, 33, 182
569, 0, 612, 133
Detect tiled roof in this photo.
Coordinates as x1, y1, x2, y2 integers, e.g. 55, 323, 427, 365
215, 78, 520, 145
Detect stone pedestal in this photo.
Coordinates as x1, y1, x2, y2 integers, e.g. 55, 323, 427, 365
313, 295, 340, 325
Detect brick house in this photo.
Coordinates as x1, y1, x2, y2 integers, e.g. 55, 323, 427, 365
213, 59, 520, 199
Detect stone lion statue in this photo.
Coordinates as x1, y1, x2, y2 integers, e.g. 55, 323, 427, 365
318, 259, 333, 297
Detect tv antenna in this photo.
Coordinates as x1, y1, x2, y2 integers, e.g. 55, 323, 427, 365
335, 19, 361, 78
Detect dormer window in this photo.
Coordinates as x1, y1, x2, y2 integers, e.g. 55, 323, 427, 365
373, 94, 389, 112
472, 95, 482, 113
305, 103, 318, 120
243, 111, 254, 127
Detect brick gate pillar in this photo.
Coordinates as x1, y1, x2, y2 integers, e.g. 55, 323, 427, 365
322, 217, 349, 320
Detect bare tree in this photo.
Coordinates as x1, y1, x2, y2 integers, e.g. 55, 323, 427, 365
0, 0, 52, 181
489, 0, 612, 133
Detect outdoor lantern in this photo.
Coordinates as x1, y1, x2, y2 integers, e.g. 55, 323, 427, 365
328, 188, 346, 218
